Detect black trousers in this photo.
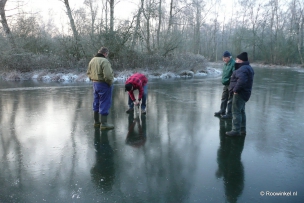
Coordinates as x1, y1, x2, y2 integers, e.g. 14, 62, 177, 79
220, 85, 233, 115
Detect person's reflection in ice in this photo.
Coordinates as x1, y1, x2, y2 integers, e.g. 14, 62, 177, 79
125, 113, 147, 148
90, 129, 115, 191
216, 119, 245, 203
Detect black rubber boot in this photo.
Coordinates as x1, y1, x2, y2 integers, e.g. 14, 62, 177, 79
240, 128, 246, 135
141, 109, 146, 115
94, 111, 101, 127
100, 115, 114, 130
214, 111, 225, 116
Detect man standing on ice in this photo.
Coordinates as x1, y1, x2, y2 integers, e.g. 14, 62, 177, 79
214, 51, 235, 119
87, 47, 114, 130
226, 52, 254, 136
125, 73, 148, 115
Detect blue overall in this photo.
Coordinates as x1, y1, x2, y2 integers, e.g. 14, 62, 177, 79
93, 82, 113, 116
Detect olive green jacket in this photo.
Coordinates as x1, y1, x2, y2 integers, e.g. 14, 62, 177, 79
87, 56, 114, 85
222, 58, 235, 86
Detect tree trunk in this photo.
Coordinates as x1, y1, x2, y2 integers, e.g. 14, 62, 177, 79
85, 0, 96, 36
0, 0, 16, 50
142, 0, 152, 54
63, 0, 82, 60
145, 17, 151, 53
211, 18, 218, 60
157, 0, 162, 49
105, 0, 108, 33
298, 13, 304, 65
109, 0, 114, 32
194, 1, 201, 54
250, 3, 261, 62
131, 0, 144, 51
167, 0, 173, 33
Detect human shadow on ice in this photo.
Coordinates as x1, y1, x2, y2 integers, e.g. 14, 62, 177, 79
216, 119, 245, 203
91, 129, 115, 191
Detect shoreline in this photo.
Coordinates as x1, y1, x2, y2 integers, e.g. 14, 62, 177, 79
0, 66, 222, 83
1, 62, 303, 83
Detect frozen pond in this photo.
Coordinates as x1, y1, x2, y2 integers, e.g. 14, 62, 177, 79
0, 67, 303, 202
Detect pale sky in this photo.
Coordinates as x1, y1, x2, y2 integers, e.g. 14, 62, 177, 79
6, 0, 137, 27
5, 0, 236, 32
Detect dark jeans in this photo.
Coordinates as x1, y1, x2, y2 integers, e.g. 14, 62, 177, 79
93, 82, 113, 116
128, 85, 148, 110
220, 85, 233, 115
232, 94, 246, 132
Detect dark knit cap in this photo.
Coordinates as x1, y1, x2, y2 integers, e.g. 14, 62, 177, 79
237, 52, 248, 61
223, 51, 231, 57
125, 83, 133, 92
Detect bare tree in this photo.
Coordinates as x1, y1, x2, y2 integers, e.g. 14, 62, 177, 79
142, 0, 157, 53
0, 0, 16, 50
156, 0, 162, 49
248, 1, 262, 61
167, 0, 173, 33
109, 0, 114, 32
131, 0, 144, 51
84, 0, 98, 36
192, 0, 207, 54
194, 0, 201, 54
291, 0, 304, 65
61, 0, 83, 60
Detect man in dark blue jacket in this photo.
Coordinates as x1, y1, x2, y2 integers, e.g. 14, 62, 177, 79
226, 52, 254, 136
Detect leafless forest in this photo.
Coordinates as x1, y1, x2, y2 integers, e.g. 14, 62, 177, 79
0, 0, 303, 74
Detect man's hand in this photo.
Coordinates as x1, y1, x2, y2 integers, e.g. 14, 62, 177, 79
134, 100, 140, 107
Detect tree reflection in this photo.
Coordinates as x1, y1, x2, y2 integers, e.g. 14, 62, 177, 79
216, 119, 245, 203
0, 93, 24, 201
91, 129, 115, 191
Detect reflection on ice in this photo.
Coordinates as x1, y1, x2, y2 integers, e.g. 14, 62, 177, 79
125, 114, 147, 148
0, 85, 86, 91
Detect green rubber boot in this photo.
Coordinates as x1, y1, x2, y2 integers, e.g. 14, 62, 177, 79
94, 111, 101, 127
100, 115, 114, 130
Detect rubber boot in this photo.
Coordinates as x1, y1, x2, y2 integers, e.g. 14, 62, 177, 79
240, 128, 246, 135
214, 110, 225, 116
94, 111, 101, 127
100, 115, 114, 130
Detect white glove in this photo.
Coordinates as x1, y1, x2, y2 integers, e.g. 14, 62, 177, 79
134, 100, 140, 107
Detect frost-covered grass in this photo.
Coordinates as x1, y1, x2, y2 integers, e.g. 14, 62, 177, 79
2, 60, 302, 82
1, 52, 218, 82
0, 52, 224, 82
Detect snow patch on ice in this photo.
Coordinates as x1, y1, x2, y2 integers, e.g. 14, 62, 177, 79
160, 72, 179, 79
205, 67, 222, 76
32, 74, 39, 79
41, 75, 51, 81
194, 72, 207, 77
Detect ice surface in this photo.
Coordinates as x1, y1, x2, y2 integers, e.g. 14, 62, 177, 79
1, 67, 302, 203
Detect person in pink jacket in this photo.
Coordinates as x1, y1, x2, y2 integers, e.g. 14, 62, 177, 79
125, 73, 148, 114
